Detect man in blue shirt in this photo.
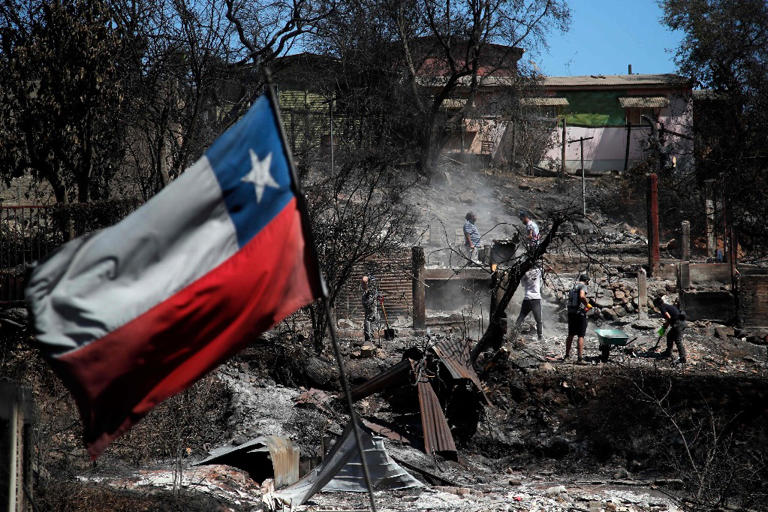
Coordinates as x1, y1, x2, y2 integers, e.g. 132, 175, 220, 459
463, 212, 481, 263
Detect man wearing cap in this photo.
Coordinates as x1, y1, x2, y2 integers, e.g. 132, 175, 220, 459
463, 212, 482, 263
565, 273, 591, 363
653, 296, 687, 365
519, 210, 540, 248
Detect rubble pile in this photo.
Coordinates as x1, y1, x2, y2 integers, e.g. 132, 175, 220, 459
546, 275, 676, 324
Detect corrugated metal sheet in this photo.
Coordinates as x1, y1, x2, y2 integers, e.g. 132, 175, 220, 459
417, 380, 457, 458
432, 338, 489, 404
618, 96, 670, 108
520, 97, 569, 107
194, 435, 299, 489
275, 422, 422, 506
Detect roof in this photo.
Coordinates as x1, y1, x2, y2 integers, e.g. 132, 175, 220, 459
520, 97, 570, 107
693, 89, 725, 100
441, 98, 468, 109
416, 75, 516, 87
541, 73, 691, 89
618, 96, 670, 108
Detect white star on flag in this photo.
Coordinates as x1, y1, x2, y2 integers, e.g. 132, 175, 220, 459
242, 149, 279, 203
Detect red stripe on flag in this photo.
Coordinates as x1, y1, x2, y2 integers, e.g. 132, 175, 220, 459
53, 197, 321, 458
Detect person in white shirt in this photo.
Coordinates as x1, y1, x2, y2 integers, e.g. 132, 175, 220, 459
515, 267, 543, 340
519, 210, 540, 248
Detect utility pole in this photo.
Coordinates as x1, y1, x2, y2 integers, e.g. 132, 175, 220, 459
647, 173, 660, 276
568, 136, 594, 216
560, 118, 567, 178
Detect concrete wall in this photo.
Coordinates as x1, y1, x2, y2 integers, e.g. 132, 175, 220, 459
544, 125, 654, 172
687, 263, 732, 287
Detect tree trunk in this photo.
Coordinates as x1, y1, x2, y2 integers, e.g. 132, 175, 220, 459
471, 218, 563, 364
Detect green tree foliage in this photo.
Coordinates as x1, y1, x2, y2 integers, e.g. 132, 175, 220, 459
0, 0, 129, 203
661, 0, 768, 250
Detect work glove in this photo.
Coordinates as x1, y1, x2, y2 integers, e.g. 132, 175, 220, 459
657, 326, 666, 337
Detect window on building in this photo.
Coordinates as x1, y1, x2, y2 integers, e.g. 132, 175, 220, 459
626, 108, 656, 125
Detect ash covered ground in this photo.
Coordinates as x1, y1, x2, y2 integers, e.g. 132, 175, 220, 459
9, 307, 765, 511
4, 170, 767, 512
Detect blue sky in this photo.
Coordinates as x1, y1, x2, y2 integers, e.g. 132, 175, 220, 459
531, 0, 685, 77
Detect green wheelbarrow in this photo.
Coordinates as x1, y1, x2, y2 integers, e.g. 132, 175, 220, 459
595, 328, 638, 362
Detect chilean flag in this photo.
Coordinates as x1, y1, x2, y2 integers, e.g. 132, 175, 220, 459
26, 94, 324, 458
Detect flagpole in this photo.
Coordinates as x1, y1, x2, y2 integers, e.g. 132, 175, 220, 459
263, 69, 378, 512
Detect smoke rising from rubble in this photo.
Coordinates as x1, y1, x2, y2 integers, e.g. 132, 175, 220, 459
409, 159, 525, 265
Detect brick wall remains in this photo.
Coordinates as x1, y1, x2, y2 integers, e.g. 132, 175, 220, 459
740, 274, 768, 328
335, 250, 413, 322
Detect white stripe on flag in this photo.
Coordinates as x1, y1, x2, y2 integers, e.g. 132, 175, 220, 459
27, 156, 239, 351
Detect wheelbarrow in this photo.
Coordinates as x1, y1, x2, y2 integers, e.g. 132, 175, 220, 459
595, 328, 637, 362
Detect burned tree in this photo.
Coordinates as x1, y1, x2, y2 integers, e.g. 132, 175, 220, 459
471, 214, 564, 363
304, 155, 417, 353
661, 0, 768, 253
0, 0, 129, 204
116, 0, 255, 199
310, 0, 570, 175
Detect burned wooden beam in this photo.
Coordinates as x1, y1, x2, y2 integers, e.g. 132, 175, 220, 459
350, 359, 411, 402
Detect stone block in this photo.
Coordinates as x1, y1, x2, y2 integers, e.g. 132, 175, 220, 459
714, 326, 735, 339
596, 296, 614, 308
632, 319, 656, 330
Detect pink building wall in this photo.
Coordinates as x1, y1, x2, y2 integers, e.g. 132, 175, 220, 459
541, 90, 694, 173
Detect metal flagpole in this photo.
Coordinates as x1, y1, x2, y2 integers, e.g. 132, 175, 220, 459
263, 68, 378, 512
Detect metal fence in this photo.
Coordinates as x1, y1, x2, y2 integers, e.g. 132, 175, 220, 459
1, 200, 141, 303
1, 206, 61, 303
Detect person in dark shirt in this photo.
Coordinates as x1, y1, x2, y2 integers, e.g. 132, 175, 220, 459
654, 296, 687, 365
361, 276, 378, 343
565, 273, 591, 363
